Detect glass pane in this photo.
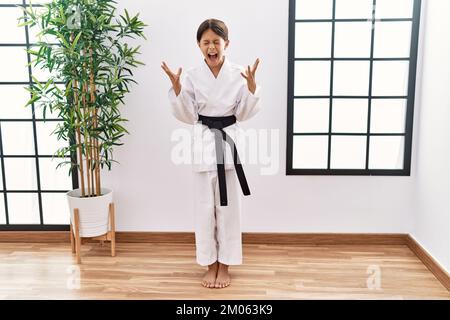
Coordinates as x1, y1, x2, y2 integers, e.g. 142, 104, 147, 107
335, 0, 374, 19
0, 47, 29, 82
293, 135, 328, 169
4, 158, 37, 190
294, 99, 330, 133
1, 122, 35, 155
370, 99, 407, 134
296, 0, 333, 19
0, 85, 32, 119
295, 22, 332, 58
0, 197, 5, 224
295, 61, 331, 96
374, 21, 412, 58
330, 135, 367, 169
332, 99, 368, 133
7, 193, 40, 224
42, 192, 70, 225
375, 0, 414, 19
0, 162, 3, 190
369, 136, 404, 169
39, 158, 72, 191
0, 7, 26, 44
333, 61, 370, 96
372, 61, 409, 96
36, 121, 68, 156
334, 22, 372, 58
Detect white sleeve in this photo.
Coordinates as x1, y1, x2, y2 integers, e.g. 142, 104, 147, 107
234, 84, 262, 122
168, 73, 198, 125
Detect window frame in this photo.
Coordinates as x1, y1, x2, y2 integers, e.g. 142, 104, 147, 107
286, 0, 422, 176
0, 1, 77, 231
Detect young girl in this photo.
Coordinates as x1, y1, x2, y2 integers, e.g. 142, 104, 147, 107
161, 18, 261, 289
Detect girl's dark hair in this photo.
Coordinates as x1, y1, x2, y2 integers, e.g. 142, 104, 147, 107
196, 19, 229, 42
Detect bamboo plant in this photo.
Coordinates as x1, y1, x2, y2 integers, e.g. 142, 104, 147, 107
20, 0, 146, 198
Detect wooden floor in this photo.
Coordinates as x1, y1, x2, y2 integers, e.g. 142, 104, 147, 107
0, 242, 448, 300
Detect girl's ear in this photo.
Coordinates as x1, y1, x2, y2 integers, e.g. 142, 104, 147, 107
225, 40, 230, 49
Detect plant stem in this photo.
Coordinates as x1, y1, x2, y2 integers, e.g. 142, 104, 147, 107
81, 52, 92, 197
71, 34, 86, 197
90, 47, 101, 196
74, 80, 86, 197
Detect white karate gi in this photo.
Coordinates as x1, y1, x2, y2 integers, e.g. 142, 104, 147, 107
168, 56, 261, 266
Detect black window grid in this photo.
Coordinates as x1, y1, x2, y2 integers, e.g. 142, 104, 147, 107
0, 1, 77, 231
286, 0, 422, 176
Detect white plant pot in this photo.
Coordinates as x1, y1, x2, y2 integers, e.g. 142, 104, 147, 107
66, 188, 113, 238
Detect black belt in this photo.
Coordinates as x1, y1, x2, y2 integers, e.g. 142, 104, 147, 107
198, 114, 250, 206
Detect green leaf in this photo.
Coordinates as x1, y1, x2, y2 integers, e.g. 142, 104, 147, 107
71, 31, 82, 50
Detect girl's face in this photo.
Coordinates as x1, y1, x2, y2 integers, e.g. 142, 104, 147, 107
198, 28, 229, 69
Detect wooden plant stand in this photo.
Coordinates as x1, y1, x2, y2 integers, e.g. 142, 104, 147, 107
69, 203, 116, 264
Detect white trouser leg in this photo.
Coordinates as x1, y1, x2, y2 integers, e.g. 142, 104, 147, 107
193, 169, 243, 266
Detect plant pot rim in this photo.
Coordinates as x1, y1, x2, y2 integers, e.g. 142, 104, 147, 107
67, 188, 113, 200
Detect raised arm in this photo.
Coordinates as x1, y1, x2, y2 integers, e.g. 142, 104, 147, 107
162, 61, 198, 124
235, 58, 261, 121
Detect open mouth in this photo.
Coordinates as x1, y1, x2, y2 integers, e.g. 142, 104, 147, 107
208, 53, 218, 63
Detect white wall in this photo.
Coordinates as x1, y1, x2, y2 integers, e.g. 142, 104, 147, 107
98, 0, 416, 235
411, 0, 450, 272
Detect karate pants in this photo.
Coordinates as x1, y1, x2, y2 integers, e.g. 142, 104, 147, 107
193, 168, 243, 266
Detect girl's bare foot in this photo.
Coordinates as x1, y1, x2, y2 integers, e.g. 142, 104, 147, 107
201, 262, 218, 288
215, 262, 231, 288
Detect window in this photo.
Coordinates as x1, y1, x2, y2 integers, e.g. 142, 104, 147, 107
287, 0, 422, 175
0, 0, 74, 231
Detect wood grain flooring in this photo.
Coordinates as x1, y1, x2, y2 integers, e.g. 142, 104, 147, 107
0, 242, 448, 300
